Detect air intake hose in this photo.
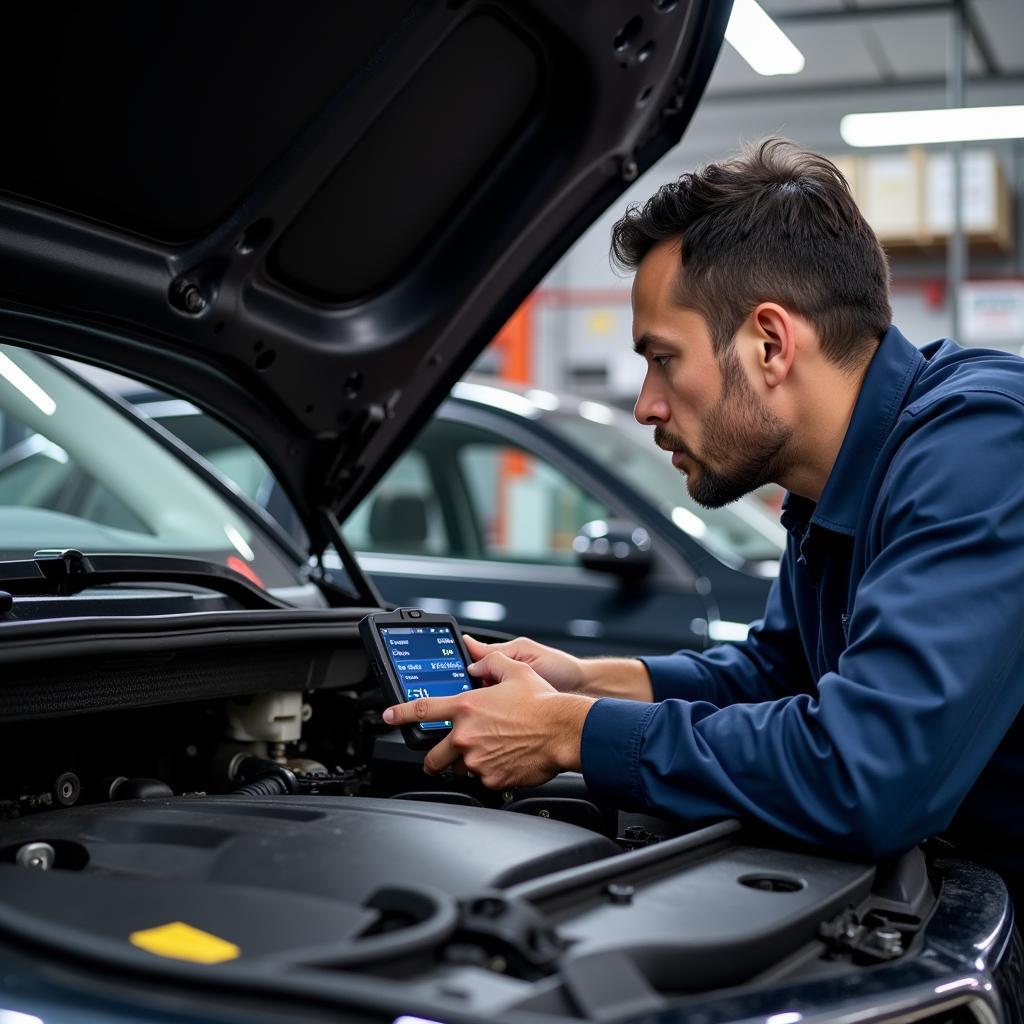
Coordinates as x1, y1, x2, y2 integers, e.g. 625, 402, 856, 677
229, 754, 298, 797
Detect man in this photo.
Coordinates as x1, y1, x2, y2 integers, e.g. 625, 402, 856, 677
384, 139, 1024, 898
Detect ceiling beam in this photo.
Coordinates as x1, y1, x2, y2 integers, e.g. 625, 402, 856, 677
770, 2, 953, 23
769, 0, 1000, 78
960, 0, 1000, 77
704, 71, 1024, 104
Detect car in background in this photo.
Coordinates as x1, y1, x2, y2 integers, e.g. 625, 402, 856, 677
123, 377, 786, 656
346, 379, 785, 656
0, 345, 316, 600
0, 354, 784, 657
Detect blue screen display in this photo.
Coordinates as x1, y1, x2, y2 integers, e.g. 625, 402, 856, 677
380, 625, 472, 730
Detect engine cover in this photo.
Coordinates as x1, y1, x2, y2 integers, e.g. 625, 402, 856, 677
0, 794, 619, 897
0, 795, 618, 972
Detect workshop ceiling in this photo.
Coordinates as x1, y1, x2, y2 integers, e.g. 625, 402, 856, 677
706, 0, 1021, 100
662, 0, 1023, 166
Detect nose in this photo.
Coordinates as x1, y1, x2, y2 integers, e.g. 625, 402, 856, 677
634, 370, 670, 425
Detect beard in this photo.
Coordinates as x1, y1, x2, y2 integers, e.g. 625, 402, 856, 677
655, 348, 792, 509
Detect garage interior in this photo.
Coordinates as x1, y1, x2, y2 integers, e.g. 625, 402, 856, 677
475, 0, 1024, 408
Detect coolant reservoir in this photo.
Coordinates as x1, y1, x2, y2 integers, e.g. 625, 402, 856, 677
225, 692, 304, 743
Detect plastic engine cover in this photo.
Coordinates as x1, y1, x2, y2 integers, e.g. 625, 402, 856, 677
0, 795, 619, 973
0, 795, 619, 897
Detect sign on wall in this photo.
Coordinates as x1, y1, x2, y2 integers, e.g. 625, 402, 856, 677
961, 281, 1024, 348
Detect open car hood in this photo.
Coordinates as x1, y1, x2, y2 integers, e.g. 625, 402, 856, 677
0, 1, 728, 550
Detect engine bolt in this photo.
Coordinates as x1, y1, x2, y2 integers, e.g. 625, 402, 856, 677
874, 927, 903, 956
52, 771, 81, 807
538, 809, 550, 818
606, 883, 635, 905
183, 284, 206, 313
16, 842, 55, 871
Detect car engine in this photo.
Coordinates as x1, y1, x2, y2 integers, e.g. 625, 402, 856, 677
0, 602, 973, 1023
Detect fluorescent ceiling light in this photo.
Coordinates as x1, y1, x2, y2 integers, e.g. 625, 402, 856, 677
841, 106, 1024, 147
725, 0, 805, 76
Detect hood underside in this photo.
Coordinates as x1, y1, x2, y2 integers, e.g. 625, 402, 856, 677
0, 0, 728, 548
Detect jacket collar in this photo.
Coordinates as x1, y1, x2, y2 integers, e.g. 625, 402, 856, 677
782, 325, 925, 537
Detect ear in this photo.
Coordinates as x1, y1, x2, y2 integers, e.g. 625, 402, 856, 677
751, 303, 796, 388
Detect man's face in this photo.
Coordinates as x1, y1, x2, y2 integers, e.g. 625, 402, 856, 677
631, 239, 792, 508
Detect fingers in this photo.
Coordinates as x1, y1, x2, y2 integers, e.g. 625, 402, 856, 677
383, 694, 462, 727
423, 734, 460, 775
465, 634, 539, 664
462, 634, 490, 660
464, 636, 500, 684
466, 650, 519, 684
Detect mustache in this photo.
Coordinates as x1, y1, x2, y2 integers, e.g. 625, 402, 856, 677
654, 426, 691, 457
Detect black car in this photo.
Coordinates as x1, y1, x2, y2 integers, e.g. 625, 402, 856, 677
0, 5, 1018, 1024
122, 376, 783, 655
346, 380, 784, 656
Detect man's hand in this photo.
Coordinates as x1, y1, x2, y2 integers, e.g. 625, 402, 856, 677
463, 635, 586, 692
464, 635, 654, 702
383, 652, 595, 789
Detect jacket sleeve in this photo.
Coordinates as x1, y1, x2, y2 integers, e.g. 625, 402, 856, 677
581, 390, 1024, 859
640, 539, 815, 706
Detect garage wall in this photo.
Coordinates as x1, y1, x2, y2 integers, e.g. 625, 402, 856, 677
475, 1, 1024, 404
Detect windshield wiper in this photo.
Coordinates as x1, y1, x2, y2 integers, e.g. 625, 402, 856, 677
0, 549, 289, 611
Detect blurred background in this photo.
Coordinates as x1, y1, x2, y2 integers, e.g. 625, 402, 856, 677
338, 0, 1024, 648
473, 0, 1024, 411
35, 0, 1024, 651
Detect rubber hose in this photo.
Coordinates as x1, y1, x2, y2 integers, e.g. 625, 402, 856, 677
232, 775, 293, 797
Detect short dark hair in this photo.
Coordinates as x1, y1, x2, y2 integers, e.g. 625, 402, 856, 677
611, 138, 892, 370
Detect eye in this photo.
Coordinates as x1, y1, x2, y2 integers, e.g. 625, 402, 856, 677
651, 354, 672, 368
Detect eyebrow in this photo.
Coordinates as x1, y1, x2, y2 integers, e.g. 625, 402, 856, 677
633, 332, 675, 356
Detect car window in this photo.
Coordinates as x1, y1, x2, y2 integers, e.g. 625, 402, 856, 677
139, 402, 274, 503
341, 419, 612, 567
0, 414, 153, 536
341, 451, 451, 556
457, 442, 610, 565
0, 346, 296, 585
545, 409, 787, 567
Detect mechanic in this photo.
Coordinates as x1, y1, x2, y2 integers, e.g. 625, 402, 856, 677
384, 139, 1024, 900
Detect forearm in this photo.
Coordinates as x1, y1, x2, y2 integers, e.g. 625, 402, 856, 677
577, 657, 654, 702
641, 566, 812, 707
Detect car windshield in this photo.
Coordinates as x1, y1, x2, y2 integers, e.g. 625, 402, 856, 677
0, 345, 265, 567
544, 406, 787, 568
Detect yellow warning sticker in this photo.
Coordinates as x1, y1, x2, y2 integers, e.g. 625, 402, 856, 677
129, 921, 241, 964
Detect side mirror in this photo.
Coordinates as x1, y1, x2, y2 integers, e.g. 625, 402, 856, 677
572, 519, 653, 581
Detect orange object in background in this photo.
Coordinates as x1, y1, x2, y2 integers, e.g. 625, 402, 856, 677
492, 298, 534, 549
496, 297, 534, 384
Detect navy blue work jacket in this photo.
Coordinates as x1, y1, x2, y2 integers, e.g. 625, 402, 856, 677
581, 326, 1024, 891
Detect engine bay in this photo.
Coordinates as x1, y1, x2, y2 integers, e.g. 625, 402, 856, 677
0, 604, 941, 1023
